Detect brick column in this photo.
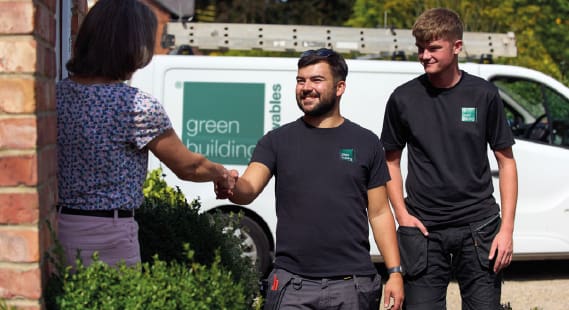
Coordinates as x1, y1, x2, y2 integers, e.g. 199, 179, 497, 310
0, 0, 85, 309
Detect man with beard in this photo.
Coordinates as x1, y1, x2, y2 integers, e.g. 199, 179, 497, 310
221, 49, 404, 310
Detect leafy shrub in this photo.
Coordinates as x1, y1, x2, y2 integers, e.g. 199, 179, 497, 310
0, 300, 14, 310
45, 168, 260, 309
54, 252, 247, 310
137, 168, 259, 301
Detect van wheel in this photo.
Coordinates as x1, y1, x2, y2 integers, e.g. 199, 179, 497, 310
238, 216, 272, 277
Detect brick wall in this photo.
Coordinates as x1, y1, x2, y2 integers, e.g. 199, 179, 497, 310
0, 0, 86, 309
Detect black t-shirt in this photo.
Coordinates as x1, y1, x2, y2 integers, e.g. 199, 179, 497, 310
251, 118, 390, 277
381, 71, 515, 227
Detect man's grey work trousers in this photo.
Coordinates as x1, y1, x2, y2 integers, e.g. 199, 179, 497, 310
263, 268, 382, 310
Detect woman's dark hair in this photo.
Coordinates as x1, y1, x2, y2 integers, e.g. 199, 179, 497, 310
66, 0, 157, 81
298, 48, 348, 83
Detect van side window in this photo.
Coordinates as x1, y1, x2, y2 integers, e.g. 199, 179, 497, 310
492, 77, 569, 147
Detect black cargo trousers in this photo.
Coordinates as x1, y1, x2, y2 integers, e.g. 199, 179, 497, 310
398, 214, 503, 310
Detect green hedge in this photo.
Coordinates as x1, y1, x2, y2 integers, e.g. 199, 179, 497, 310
44, 168, 260, 310
54, 252, 247, 310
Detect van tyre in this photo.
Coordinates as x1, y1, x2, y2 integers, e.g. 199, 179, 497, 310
239, 216, 272, 277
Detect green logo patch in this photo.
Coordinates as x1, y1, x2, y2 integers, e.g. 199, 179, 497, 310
461, 107, 477, 122
182, 82, 264, 165
340, 148, 355, 162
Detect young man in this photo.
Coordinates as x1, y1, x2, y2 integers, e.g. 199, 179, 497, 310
381, 8, 518, 309
224, 49, 404, 310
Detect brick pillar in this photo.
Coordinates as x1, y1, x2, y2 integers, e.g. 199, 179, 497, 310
0, 0, 85, 309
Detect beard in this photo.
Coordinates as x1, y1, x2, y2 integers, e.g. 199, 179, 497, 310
296, 90, 337, 117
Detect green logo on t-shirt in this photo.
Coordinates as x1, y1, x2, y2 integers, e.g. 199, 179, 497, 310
340, 148, 355, 162
461, 107, 477, 122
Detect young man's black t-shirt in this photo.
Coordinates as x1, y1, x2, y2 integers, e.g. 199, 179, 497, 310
381, 71, 515, 228
251, 118, 390, 277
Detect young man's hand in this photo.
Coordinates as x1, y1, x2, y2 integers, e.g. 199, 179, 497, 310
384, 273, 404, 310
489, 229, 514, 272
396, 213, 429, 237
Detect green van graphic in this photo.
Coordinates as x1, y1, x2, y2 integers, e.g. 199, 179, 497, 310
182, 82, 265, 165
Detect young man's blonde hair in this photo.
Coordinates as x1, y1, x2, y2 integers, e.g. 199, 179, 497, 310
412, 8, 463, 42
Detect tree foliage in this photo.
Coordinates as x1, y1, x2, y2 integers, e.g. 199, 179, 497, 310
525, 0, 569, 83
196, 0, 355, 25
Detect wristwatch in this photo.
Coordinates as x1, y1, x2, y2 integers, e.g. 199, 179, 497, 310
386, 265, 404, 275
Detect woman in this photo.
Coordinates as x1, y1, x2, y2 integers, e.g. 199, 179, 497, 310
56, 0, 234, 267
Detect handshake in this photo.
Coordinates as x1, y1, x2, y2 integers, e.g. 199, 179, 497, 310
214, 168, 239, 199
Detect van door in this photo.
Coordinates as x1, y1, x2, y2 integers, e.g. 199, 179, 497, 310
489, 75, 569, 258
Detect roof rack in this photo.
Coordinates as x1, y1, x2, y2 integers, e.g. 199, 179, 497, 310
161, 22, 517, 59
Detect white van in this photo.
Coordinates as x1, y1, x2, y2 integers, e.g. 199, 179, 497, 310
130, 55, 569, 276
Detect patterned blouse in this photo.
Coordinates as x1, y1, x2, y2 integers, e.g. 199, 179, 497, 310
56, 78, 172, 210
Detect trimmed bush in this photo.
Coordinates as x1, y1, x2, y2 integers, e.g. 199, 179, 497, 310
54, 252, 247, 310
